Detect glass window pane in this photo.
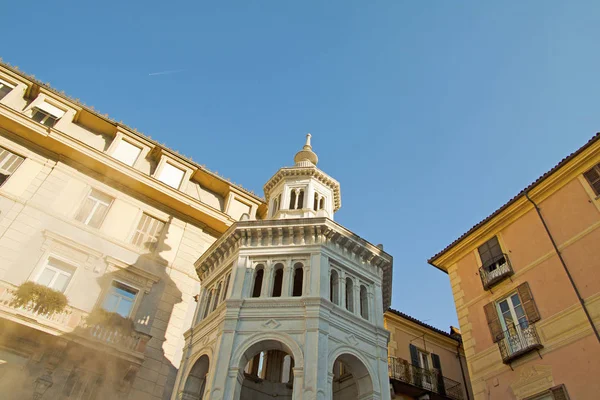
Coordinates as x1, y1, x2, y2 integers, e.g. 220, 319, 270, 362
499, 300, 509, 313
32, 110, 45, 123
52, 273, 70, 293
75, 198, 96, 223
511, 294, 521, 307
37, 268, 55, 287
87, 203, 108, 228
113, 282, 137, 299
90, 189, 112, 205
102, 294, 118, 312
116, 298, 133, 317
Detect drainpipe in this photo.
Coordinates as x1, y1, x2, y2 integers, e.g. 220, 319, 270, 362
525, 192, 600, 344
456, 341, 471, 400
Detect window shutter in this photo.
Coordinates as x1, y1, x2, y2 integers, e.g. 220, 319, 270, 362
409, 344, 419, 367
484, 302, 504, 342
431, 353, 446, 396
550, 384, 570, 400
478, 236, 503, 267
584, 164, 600, 196
517, 282, 541, 323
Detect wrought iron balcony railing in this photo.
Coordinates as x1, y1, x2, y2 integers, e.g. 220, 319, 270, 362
497, 322, 543, 364
388, 357, 463, 400
479, 253, 514, 290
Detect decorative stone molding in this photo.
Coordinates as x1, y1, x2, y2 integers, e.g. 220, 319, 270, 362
42, 230, 103, 271
509, 365, 554, 399
104, 256, 160, 294
263, 319, 281, 329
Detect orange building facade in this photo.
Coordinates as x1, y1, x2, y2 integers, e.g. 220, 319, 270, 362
429, 133, 600, 399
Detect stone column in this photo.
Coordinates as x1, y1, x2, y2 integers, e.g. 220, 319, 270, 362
301, 312, 330, 400
302, 263, 310, 296
354, 284, 361, 317
282, 264, 292, 297
261, 262, 274, 297
339, 271, 346, 310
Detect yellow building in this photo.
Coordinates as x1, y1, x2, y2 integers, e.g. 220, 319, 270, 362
428, 133, 600, 399
385, 309, 473, 400
0, 61, 264, 400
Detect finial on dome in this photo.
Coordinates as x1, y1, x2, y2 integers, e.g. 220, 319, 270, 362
294, 133, 319, 166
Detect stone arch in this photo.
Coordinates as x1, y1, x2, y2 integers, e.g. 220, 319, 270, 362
329, 346, 380, 398
181, 354, 210, 399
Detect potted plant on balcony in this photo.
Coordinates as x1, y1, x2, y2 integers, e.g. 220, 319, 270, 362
10, 281, 68, 316
85, 308, 135, 336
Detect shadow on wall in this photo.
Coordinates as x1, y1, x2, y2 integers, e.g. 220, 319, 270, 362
0, 217, 184, 400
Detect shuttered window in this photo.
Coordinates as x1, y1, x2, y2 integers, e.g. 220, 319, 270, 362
584, 163, 600, 196
0, 147, 24, 187
478, 236, 503, 269
131, 213, 165, 250
431, 353, 446, 396
526, 384, 570, 400
484, 282, 540, 342
75, 189, 113, 228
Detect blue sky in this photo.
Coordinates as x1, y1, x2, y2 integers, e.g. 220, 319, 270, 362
3, 1, 600, 331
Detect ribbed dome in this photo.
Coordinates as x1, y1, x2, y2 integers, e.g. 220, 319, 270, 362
294, 133, 318, 166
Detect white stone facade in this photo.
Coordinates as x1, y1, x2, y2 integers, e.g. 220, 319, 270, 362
173, 137, 393, 400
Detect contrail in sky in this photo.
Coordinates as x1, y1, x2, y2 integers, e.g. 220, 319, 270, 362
148, 69, 186, 76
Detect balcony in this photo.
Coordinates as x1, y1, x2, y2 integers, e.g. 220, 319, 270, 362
0, 281, 149, 360
479, 253, 514, 290
498, 322, 543, 364
388, 357, 463, 400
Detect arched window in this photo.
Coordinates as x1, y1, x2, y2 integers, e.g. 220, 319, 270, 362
252, 266, 264, 298
202, 289, 214, 319
314, 193, 319, 211
330, 270, 339, 305
289, 190, 297, 210
345, 277, 354, 312
292, 263, 304, 297
297, 189, 304, 209
272, 264, 284, 297
319, 197, 325, 210
272, 197, 279, 216
212, 282, 222, 311
222, 273, 231, 301
360, 285, 368, 319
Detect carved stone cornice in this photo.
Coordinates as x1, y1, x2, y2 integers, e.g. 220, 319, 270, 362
194, 218, 393, 310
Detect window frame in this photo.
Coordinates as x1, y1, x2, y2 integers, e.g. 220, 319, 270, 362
583, 163, 600, 196
156, 161, 186, 189
74, 188, 114, 229
34, 256, 77, 294
101, 279, 140, 318
496, 291, 529, 333
110, 138, 143, 167
130, 212, 166, 251
0, 78, 15, 100
0, 146, 25, 188
31, 107, 60, 127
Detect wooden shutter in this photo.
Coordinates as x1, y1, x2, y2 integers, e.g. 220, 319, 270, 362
484, 302, 504, 342
431, 353, 446, 396
478, 236, 503, 267
550, 384, 570, 400
517, 282, 541, 323
584, 164, 600, 196
409, 344, 419, 367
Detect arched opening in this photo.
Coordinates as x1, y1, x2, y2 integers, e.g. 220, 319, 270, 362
289, 190, 297, 210
202, 289, 214, 319
330, 270, 339, 305
360, 285, 368, 320
313, 193, 319, 211
222, 273, 231, 301
182, 355, 210, 399
319, 197, 325, 210
272, 264, 284, 297
297, 190, 304, 209
237, 339, 297, 400
272, 196, 279, 216
292, 264, 303, 297
332, 353, 374, 400
212, 282, 222, 312
252, 266, 264, 298
345, 277, 354, 312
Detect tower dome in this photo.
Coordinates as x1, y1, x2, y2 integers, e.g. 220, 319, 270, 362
293, 133, 318, 167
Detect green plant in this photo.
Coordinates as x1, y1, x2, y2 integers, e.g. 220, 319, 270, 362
10, 281, 68, 315
86, 308, 135, 335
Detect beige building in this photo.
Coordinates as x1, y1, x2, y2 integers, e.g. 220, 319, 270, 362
0, 61, 264, 400
385, 309, 473, 400
428, 133, 600, 399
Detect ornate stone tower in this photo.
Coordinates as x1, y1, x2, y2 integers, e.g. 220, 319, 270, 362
172, 135, 393, 400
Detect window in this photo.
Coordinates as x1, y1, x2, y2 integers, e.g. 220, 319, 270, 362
584, 163, 600, 196
360, 285, 368, 320
252, 266, 264, 298
271, 194, 281, 216
526, 385, 570, 400
345, 277, 354, 312
0, 147, 24, 187
289, 189, 305, 210
330, 270, 339, 305
75, 189, 113, 228
478, 236, 504, 271
292, 263, 303, 297
222, 272, 231, 301
314, 193, 319, 211
272, 265, 284, 297
36, 258, 75, 293
131, 213, 165, 250
0, 79, 14, 100
212, 282, 222, 311
157, 162, 185, 189
102, 281, 138, 317
111, 140, 142, 166
202, 289, 214, 319
31, 109, 59, 127
289, 190, 296, 210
